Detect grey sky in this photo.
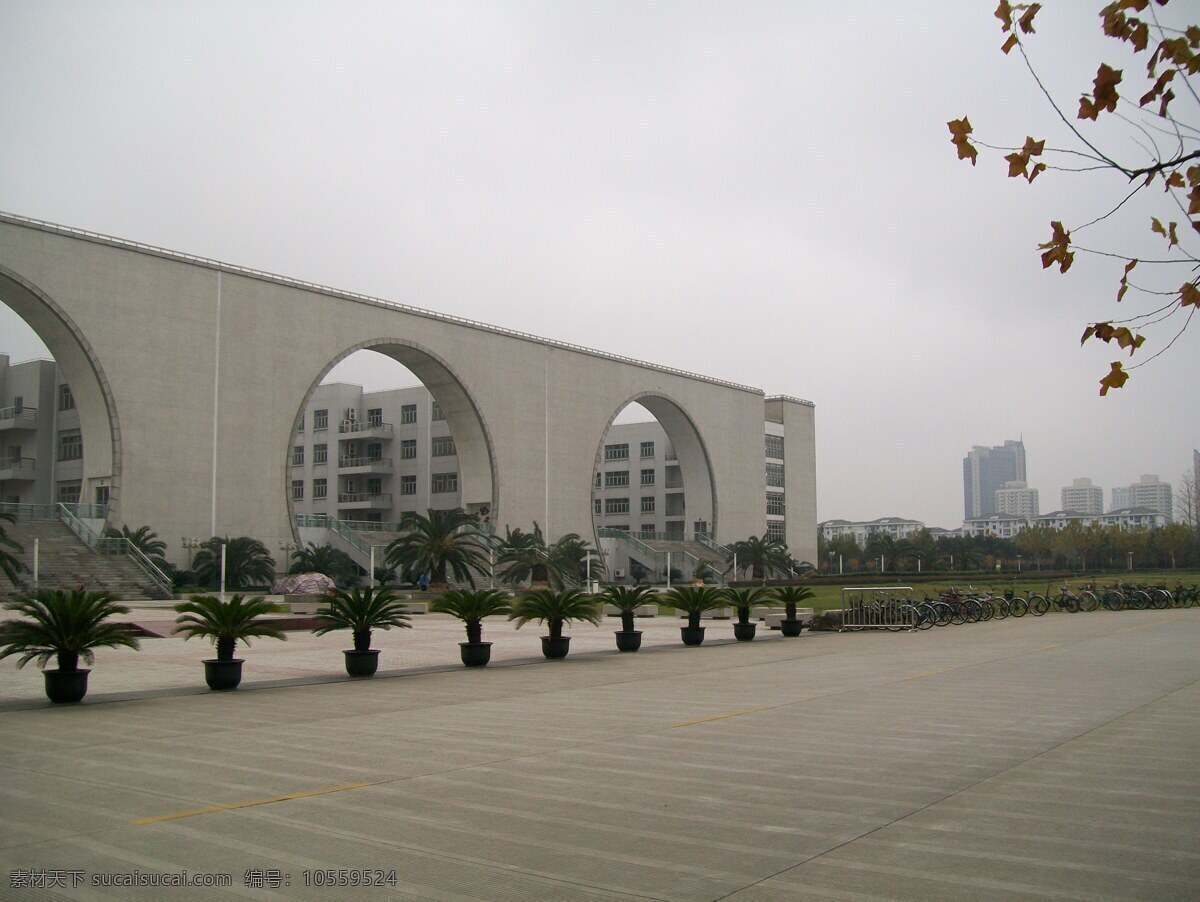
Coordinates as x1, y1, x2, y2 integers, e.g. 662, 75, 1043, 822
1, 1, 1196, 529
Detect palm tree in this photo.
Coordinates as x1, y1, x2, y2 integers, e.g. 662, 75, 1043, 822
0, 511, 24, 586
173, 594, 286, 661
103, 524, 168, 569
495, 523, 554, 587
0, 588, 139, 702
313, 586, 411, 652
192, 537, 276, 589
509, 588, 601, 658
431, 588, 513, 665
726, 535, 791, 581
385, 508, 488, 590
289, 542, 360, 587
547, 532, 601, 586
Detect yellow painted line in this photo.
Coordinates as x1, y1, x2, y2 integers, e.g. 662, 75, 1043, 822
671, 707, 771, 728
1114, 618, 1177, 635
903, 667, 956, 681
131, 781, 376, 825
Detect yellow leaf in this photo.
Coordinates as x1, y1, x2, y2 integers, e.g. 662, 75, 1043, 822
1181, 282, 1200, 308
1002, 33, 1019, 54
1099, 361, 1128, 396
1018, 3, 1040, 34
947, 117, 978, 165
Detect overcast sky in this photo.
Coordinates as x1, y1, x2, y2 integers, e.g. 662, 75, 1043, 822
1, 1, 1196, 529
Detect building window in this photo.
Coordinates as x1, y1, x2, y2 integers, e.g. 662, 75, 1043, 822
401, 404, 417, 424
767, 492, 785, 516
366, 442, 382, 461
401, 439, 417, 460
766, 520, 785, 541
604, 443, 629, 461
57, 429, 82, 461
57, 384, 75, 411
765, 434, 784, 459
431, 435, 457, 457
291, 445, 304, 466
766, 463, 785, 487
400, 474, 417, 495
595, 472, 602, 487
367, 477, 382, 495
56, 480, 81, 503
313, 478, 327, 500
313, 443, 328, 464
94, 485, 110, 506
297, 412, 304, 433
291, 480, 304, 500
641, 496, 655, 513
367, 407, 383, 427
641, 469, 655, 486
594, 498, 602, 515
640, 441, 655, 459
640, 524, 656, 539
431, 400, 446, 421
432, 472, 458, 493
605, 497, 630, 515
605, 470, 630, 488
314, 409, 329, 431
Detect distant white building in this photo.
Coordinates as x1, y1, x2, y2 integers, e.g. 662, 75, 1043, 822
819, 517, 925, 546
963, 512, 1028, 539
1061, 477, 1104, 516
995, 481, 1039, 519
1111, 474, 1173, 522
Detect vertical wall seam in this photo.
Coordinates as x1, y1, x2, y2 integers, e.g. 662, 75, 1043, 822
211, 271, 221, 535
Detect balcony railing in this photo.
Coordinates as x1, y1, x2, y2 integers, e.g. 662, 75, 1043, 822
338, 456, 393, 471
337, 492, 393, 506
0, 456, 36, 479
338, 421, 393, 436
0, 407, 38, 429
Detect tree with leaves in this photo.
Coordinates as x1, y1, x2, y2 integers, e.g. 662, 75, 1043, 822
949, 1, 1199, 394
725, 534, 792, 581
289, 542, 360, 587
103, 524, 168, 571
385, 508, 488, 590
192, 536, 277, 589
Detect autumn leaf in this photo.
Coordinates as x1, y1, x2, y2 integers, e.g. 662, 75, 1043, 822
947, 117, 978, 165
1181, 282, 1200, 308
1079, 64, 1122, 120
1038, 221, 1073, 272
1017, 3, 1040, 34
1116, 258, 1137, 302
1139, 69, 1174, 108
1099, 361, 1129, 396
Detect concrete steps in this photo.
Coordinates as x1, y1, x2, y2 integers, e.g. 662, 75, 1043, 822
0, 518, 170, 601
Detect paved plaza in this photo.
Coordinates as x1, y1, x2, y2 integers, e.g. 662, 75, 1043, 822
1, 607, 1198, 900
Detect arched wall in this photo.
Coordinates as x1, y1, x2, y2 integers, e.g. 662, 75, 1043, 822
0, 215, 775, 568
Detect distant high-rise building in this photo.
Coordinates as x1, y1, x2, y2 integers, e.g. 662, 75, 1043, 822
995, 480, 1039, 519
963, 439, 1026, 519
1061, 477, 1104, 515
1111, 474, 1173, 522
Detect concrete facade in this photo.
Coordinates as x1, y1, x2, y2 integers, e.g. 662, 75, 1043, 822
0, 213, 817, 567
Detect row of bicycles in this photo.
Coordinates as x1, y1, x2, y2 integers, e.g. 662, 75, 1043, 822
841, 581, 1199, 631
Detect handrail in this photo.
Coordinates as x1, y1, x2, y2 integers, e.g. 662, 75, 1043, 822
119, 539, 175, 597
0, 406, 38, 422
295, 513, 371, 555
338, 456, 393, 469
339, 421, 393, 435
0, 211, 766, 396
55, 504, 173, 597
695, 532, 731, 558
0, 456, 36, 471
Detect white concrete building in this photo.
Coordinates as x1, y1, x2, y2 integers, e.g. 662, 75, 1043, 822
1061, 477, 1104, 516
995, 481, 1039, 519
963, 512, 1028, 539
819, 517, 925, 546
1111, 475, 1173, 522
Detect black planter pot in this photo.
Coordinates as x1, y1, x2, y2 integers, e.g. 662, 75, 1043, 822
44, 668, 89, 703
780, 618, 803, 637
680, 625, 706, 646
344, 649, 380, 677
541, 635, 571, 659
733, 621, 757, 641
615, 630, 643, 652
203, 658, 244, 691
459, 641, 493, 667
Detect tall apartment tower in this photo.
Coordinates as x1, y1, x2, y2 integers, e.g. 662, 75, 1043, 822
1061, 477, 1104, 515
995, 480, 1039, 519
963, 439, 1027, 519
1111, 474, 1173, 522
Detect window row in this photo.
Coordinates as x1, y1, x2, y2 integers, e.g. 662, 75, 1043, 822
594, 496, 657, 515
299, 401, 443, 432
290, 472, 458, 500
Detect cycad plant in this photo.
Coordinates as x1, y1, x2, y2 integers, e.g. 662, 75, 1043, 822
598, 584, 657, 651
509, 588, 601, 659
0, 588, 139, 702
385, 508, 488, 590
192, 537, 276, 589
430, 588, 513, 666
664, 585, 726, 646
772, 585, 815, 637
313, 586, 410, 676
173, 594, 286, 689
723, 586, 772, 641
103, 524, 168, 571
290, 542, 361, 587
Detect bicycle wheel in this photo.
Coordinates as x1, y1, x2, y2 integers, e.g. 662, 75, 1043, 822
1129, 591, 1150, 610
915, 604, 936, 629
992, 598, 1010, 620
1029, 595, 1049, 616
1009, 596, 1029, 617
1151, 589, 1171, 610
1061, 595, 1080, 614
933, 603, 953, 626
1104, 590, 1124, 612
964, 599, 984, 623
1079, 591, 1100, 613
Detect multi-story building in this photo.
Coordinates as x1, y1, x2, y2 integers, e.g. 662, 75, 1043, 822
0, 354, 87, 507
995, 480, 1039, 519
1061, 477, 1104, 516
1111, 474, 1173, 522
963, 439, 1027, 519
962, 512, 1027, 539
818, 517, 925, 546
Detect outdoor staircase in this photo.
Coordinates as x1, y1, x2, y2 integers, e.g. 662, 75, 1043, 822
644, 539, 726, 571
1, 518, 170, 601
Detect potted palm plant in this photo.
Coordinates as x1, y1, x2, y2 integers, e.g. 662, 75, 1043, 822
509, 588, 601, 659
0, 588, 140, 703
724, 586, 772, 641
598, 584, 657, 652
430, 588, 513, 666
312, 586, 411, 676
665, 585, 726, 646
173, 594, 286, 690
772, 585, 815, 637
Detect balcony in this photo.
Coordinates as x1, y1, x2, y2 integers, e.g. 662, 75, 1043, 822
338, 456, 393, 474
0, 457, 36, 481
337, 492, 393, 510
0, 407, 38, 431
338, 420, 393, 438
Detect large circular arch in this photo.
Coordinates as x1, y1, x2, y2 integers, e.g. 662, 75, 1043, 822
285, 337, 499, 535
590, 391, 718, 546
0, 264, 121, 523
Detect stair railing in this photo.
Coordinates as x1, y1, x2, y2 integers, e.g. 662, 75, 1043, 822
55, 504, 174, 597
